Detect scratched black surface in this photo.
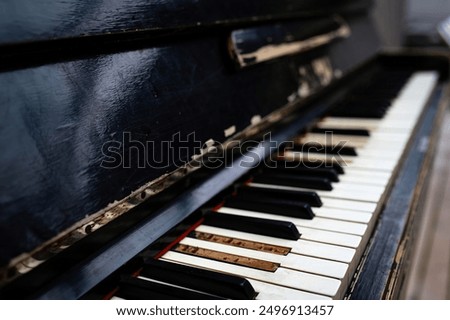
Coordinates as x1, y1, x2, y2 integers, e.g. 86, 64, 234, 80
0, 7, 379, 266
0, 0, 370, 46
0, 38, 291, 265
230, 18, 341, 55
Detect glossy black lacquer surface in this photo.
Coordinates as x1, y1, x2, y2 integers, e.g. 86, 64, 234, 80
0, 7, 378, 267
0, 0, 369, 46
0, 38, 289, 265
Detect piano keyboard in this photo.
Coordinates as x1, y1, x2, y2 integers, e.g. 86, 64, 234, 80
111, 70, 439, 300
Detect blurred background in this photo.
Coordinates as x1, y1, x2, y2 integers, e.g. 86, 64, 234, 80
374, 0, 450, 300
374, 0, 450, 47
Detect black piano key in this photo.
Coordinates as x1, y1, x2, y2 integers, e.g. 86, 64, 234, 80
141, 259, 256, 300
266, 166, 339, 182
236, 185, 323, 207
331, 95, 392, 119
328, 69, 413, 119
252, 172, 333, 191
203, 211, 301, 240
289, 143, 358, 156
331, 107, 387, 119
274, 159, 345, 174
260, 163, 339, 182
311, 127, 370, 136
118, 275, 222, 300
224, 197, 315, 220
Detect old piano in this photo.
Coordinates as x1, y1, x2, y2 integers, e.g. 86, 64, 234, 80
0, 0, 449, 300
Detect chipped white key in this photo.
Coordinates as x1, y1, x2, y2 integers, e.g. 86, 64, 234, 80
196, 225, 357, 262
179, 236, 349, 279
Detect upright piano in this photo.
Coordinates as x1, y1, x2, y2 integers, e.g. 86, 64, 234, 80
0, 0, 449, 300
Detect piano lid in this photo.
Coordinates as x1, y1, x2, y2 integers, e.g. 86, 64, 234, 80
0, 1, 379, 271
0, 0, 370, 46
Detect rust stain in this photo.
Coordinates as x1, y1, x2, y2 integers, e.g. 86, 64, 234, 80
192, 231, 290, 255
174, 244, 279, 272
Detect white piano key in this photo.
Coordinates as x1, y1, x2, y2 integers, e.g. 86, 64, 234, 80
399, 72, 438, 98
301, 132, 407, 145
196, 224, 358, 261
343, 167, 391, 179
388, 102, 426, 115
313, 207, 372, 224
337, 170, 390, 186
179, 237, 349, 279
316, 111, 417, 132
282, 151, 397, 172
382, 116, 419, 131
297, 136, 376, 149
294, 140, 405, 162
218, 207, 368, 236
314, 139, 407, 157
385, 108, 423, 119
301, 143, 403, 161
315, 185, 384, 203
332, 182, 385, 195
343, 166, 392, 177
346, 157, 397, 171
316, 117, 411, 131
249, 279, 331, 300
299, 227, 361, 248
352, 147, 403, 160
320, 198, 377, 212
337, 175, 388, 187
162, 251, 343, 297
322, 184, 384, 204
249, 182, 382, 203
286, 216, 367, 236
294, 238, 356, 264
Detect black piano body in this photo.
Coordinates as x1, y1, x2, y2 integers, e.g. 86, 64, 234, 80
0, 0, 449, 299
